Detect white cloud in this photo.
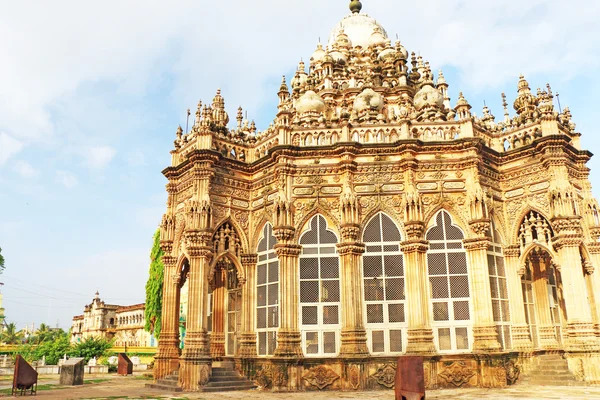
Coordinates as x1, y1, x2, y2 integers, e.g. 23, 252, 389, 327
55, 170, 78, 188
0, 133, 24, 165
13, 160, 38, 178
84, 146, 116, 169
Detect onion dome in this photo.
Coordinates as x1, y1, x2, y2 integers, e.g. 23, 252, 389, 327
353, 88, 384, 112
414, 84, 444, 111
369, 26, 387, 48
395, 40, 408, 60
296, 90, 326, 114
335, 29, 352, 49
311, 43, 326, 63
290, 60, 308, 88
329, 50, 347, 64
378, 41, 398, 62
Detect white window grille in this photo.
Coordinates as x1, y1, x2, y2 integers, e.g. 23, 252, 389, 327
426, 211, 472, 353
256, 223, 279, 356
362, 213, 407, 355
226, 289, 241, 356
487, 221, 511, 350
299, 215, 341, 357
521, 264, 539, 348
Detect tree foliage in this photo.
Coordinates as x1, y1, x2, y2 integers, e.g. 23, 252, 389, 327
0, 247, 5, 273
71, 336, 113, 363
32, 330, 71, 365
144, 229, 164, 339
2, 322, 23, 344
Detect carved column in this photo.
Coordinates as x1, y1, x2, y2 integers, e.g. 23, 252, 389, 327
337, 227, 369, 357
463, 235, 501, 352
586, 242, 600, 336
553, 229, 600, 351
238, 254, 258, 357
179, 232, 213, 391
503, 246, 533, 351
402, 221, 436, 354
529, 251, 560, 350
154, 252, 181, 379
209, 265, 226, 359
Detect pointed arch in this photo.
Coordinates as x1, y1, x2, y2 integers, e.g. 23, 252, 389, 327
362, 211, 403, 243
510, 206, 553, 245
361, 206, 404, 238
208, 251, 246, 285
424, 205, 469, 237
251, 213, 275, 251
212, 216, 249, 254
294, 207, 340, 243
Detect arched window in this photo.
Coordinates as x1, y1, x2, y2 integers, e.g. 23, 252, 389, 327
362, 213, 406, 354
426, 211, 472, 352
256, 223, 279, 356
487, 220, 511, 349
299, 215, 340, 356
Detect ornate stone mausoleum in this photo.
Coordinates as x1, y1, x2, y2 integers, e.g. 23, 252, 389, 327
154, 0, 600, 392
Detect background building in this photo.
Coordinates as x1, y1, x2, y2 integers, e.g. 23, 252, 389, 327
153, 0, 600, 392
71, 292, 155, 347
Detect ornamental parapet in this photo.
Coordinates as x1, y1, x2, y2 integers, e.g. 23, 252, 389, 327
502, 245, 521, 258
184, 230, 213, 249
240, 254, 258, 266
274, 243, 302, 257
336, 242, 365, 255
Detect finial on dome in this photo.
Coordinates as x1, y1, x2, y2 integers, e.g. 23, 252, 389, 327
349, 0, 362, 14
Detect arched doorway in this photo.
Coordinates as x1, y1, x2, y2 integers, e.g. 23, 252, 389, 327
518, 211, 566, 349
209, 222, 245, 359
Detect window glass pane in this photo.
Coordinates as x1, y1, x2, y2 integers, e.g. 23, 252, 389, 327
300, 281, 319, 303
390, 330, 403, 352
455, 327, 469, 350
267, 331, 277, 355
364, 256, 383, 277
323, 305, 339, 325
257, 286, 267, 307
364, 279, 384, 301
427, 253, 447, 275
372, 330, 385, 353
367, 304, 384, 323
321, 281, 340, 302
320, 258, 339, 279
323, 332, 336, 353
449, 276, 470, 298
385, 278, 404, 301
448, 252, 468, 274
258, 331, 267, 355
438, 328, 451, 350
268, 262, 279, 283
384, 255, 403, 277
430, 276, 449, 299
433, 302, 449, 321
302, 306, 318, 325
305, 332, 319, 354
268, 283, 279, 306
268, 306, 279, 328
257, 264, 267, 285
257, 308, 266, 329
453, 301, 470, 320
388, 303, 405, 323
300, 258, 319, 279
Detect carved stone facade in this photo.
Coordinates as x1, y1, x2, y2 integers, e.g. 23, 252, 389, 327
153, 0, 600, 392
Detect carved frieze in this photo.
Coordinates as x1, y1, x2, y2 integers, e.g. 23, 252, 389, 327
437, 361, 476, 388
370, 364, 396, 388
302, 365, 339, 390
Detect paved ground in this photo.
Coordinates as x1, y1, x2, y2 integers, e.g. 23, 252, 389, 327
3, 374, 600, 399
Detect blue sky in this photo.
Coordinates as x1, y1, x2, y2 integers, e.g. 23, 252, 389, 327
1, 0, 600, 330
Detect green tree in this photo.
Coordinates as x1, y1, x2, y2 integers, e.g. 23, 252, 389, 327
144, 229, 164, 339
33, 331, 71, 365
71, 336, 113, 363
0, 247, 4, 273
2, 322, 23, 344
33, 323, 51, 344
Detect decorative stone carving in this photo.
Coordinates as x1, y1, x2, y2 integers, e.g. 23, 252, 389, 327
347, 364, 360, 390
437, 361, 476, 388
370, 364, 396, 388
303, 365, 340, 390
255, 364, 288, 389
504, 360, 520, 385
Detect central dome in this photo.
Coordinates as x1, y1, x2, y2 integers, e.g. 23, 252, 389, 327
328, 13, 388, 49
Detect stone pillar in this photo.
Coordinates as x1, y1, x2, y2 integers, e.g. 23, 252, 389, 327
238, 254, 258, 357
586, 242, 600, 335
179, 237, 213, 391
463, 236, 501, 352
154, 253, 181, 380
553, 233, 600, 351
273, 243, 303, 357
209, 266, 226, 359
529, 251, 560, 350
337, 225, 369, 356
402, 221, 436, 354
503, 246, 533, 351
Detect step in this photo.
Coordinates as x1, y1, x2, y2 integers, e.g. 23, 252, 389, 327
201, 384, 257, 392
205, 380, 255, 388
210, 375, 248, 383
156, 379, 181, 387
212, 371, 240, 377
145, 383, 183, 392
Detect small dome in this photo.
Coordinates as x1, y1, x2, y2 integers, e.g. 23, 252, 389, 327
296, 90, 326, 114
353, 88, 384, 112
311, 43, 326, 63
378, 47, 397, 62
329, 13, 388, 49
329, 50, 347, 64
395, 41, 409, 59
414, 85, 444, 111
369, 26, 387, 48
335, 29, 352, 49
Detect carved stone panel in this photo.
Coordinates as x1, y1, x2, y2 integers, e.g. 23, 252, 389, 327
303, 365, 340, 390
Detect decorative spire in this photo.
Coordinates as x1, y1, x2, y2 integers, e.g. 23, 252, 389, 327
349, 0, 362, 14
501, 93, 510, 123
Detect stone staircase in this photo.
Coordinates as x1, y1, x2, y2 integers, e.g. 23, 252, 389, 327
145, 370, 183, 392
201, 361, 257, 392
145, 362, 256, 393
520, 354, 582, 386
